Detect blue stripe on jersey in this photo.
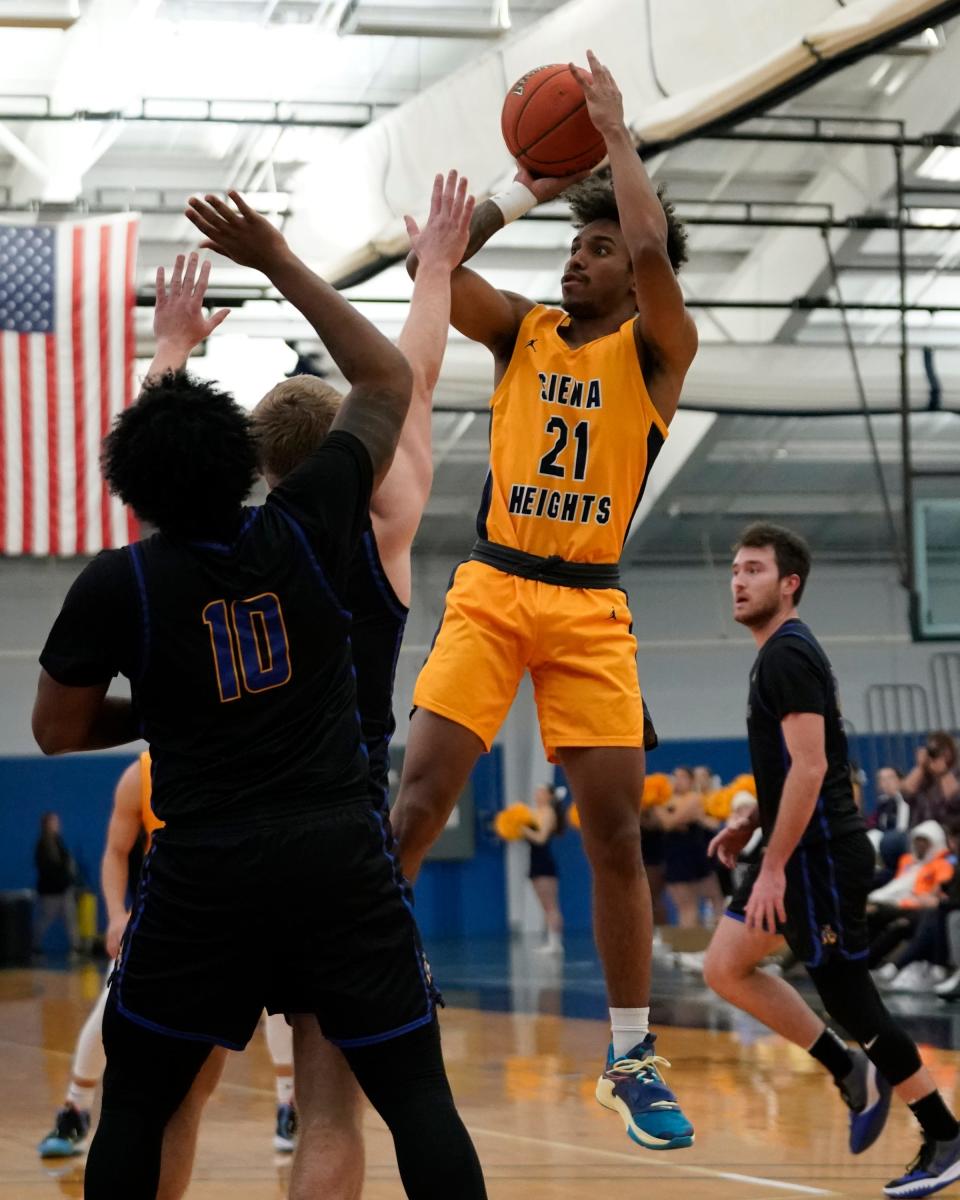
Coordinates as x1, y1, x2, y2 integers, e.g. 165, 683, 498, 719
127, 542, 151, 686
274, 506, 350, 619
185, 508, 260, 554
361, 530, 407, 620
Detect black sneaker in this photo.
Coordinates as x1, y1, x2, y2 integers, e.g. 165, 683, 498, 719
273, 1103, 297, 1152
837, 1049, 892, 1154
885, 1131, 960, 1197
38, 1106, 90, 1158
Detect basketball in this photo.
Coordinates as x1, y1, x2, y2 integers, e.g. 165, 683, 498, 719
501, 64, 606, 176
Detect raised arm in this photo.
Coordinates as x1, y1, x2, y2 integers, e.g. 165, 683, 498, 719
101, 761, 143, 958
142, 253, 230, 384
406, 166, 582, 358
367, 171, 474, 603
185, 191, 412, 481
571, 52, 697, 422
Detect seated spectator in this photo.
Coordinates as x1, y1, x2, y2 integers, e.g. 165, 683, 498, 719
868, 820, 952, 969
902, 731, 960, 826
872, 822, 960, 992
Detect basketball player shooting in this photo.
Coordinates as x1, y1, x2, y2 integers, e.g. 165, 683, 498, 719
391, 51, 699, 1150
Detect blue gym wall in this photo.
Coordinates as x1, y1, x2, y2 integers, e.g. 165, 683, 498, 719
0, 734, 900, 944
0, 749, 508, 946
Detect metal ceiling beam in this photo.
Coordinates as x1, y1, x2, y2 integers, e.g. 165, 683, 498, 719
0, 96, 383, 128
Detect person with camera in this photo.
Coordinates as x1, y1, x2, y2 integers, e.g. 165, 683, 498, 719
902, 733, 960, 827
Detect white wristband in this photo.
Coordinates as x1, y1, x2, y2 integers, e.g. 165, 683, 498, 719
489, 180, 537, 225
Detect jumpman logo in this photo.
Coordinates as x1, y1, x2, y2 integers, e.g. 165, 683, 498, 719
525, 338, 538, 350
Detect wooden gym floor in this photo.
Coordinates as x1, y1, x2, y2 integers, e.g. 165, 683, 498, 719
3, 954, 960, 1199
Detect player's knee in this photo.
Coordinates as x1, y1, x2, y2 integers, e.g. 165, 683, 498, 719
584, 829, 645, 883
703, 945, 734, 996
579, 802, 643, 870
392, 789, 450, 853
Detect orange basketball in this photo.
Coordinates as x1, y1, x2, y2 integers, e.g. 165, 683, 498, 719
501, 64, 605, 177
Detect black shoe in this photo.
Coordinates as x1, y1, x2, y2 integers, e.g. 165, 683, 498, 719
885, 1131, 960, 1197
837, 1048, 892, 1154
38, 1106, 90, 1158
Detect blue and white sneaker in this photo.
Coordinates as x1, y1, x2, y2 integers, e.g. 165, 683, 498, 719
839, 1049, 892, 1154
885, 1131, 960, 1197
273, 1103, 298, 1152
37, 1105, 90, 1158
595, 1034, 694, 1150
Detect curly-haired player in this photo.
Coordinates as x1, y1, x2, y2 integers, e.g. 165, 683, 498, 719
391, 50, 698, 1151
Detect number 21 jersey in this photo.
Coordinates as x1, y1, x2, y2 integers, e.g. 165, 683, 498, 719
477, 305, 669, 564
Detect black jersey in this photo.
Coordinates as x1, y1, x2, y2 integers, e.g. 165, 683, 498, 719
746, 618, 864, 848
347, 525, 408, 806
40, 432, 374, 829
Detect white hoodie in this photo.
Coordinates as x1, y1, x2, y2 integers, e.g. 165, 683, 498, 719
868, 819, 947, 906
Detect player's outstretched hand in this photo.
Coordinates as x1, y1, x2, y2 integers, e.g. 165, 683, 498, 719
707, 822, 753, 870
185, 191, 290, 274
154, 252, 230, 354
569, 50, 625, 139
404, 170, 476, 272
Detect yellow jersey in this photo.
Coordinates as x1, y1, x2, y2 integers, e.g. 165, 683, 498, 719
139, 750, 165, 850
477, 305, 668, 564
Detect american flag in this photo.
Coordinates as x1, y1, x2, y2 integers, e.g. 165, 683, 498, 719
0, 213, 139, 556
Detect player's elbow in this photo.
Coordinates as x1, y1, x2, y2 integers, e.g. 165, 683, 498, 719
802, 756, 828, 787
380, 356, 414, 399
32, 713, 73, 756
627, 222, 670, 265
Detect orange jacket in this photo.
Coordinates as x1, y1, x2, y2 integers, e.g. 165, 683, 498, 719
896, 849, 954, 908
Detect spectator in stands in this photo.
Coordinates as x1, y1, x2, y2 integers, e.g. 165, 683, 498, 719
902, 732, 960, 825
868, 820, 952, 971
693, 765, 718, 794
868, 766, 913, 881
873, 767, 911, 835
655, 767, 724, 928
875, 822, 960, 993
33, 812, 77, 955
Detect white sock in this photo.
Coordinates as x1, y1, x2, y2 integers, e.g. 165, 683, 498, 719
276, 1074, 294, 1106
68, 981, 109, 1100
610, 1007, 650, 1058
65, 1080, 95, 1113
264, 1012, 293, 1068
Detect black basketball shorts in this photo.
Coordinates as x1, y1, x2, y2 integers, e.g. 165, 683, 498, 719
726, 830, 875, 968
112, 801, 439, 1049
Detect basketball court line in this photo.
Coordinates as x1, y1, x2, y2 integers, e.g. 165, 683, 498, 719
469, 1126, 840, 1196
4, 1041, 840, 1196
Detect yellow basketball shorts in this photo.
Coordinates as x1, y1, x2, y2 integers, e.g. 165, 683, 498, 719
413, 560, 646, 763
